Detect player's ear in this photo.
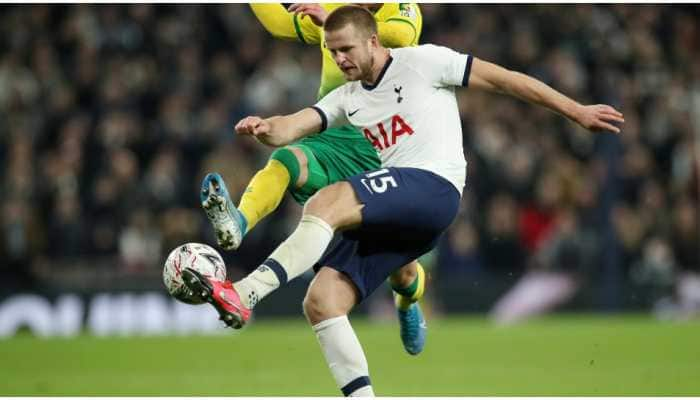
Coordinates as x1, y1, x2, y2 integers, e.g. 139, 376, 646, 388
369, 33, 379, 48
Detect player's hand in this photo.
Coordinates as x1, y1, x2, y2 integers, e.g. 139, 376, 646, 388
288, 3, 328, 27
575, 104, 625, 134
235, 116, 271, 137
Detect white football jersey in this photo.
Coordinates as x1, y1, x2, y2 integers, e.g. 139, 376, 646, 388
314, 44, 472, 195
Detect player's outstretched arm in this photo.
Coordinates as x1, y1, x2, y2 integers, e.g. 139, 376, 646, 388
234, 108, 323, 147
250, 4, 299, 42
468, 58, 625, 133
251, 3, 322, 44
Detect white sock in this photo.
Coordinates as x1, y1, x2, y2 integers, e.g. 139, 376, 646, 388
313, 315, 374, 397
234, 215, 334, 308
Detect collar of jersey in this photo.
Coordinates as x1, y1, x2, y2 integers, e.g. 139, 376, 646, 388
361, 56, 394, 91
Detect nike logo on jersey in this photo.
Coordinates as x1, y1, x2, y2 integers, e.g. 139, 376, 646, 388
349, 108, 361, 116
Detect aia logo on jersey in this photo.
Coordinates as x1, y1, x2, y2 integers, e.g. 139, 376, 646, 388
363, 114, 414, 151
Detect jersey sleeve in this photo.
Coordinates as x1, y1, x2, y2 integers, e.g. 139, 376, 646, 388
249, 3, 321, 44
312, 86, 348, 131
249, 4, 297, 41
413, 44, 474, 88
376, 4, 421, 47
292, 12, 321, 44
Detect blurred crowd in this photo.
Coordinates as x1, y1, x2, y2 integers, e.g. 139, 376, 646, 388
0, 5, 698, 315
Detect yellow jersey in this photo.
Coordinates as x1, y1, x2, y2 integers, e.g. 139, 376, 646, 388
250, 3, 422, 99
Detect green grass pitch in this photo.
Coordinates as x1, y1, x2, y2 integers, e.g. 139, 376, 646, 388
1, 314, 699, 395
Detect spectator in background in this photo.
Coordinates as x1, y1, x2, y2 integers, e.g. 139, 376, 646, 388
491, 156, 603, 323
437, 219, 483, 278
480, 193, 526, 281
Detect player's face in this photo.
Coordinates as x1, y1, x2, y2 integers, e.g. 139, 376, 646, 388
325, 25, 374, 81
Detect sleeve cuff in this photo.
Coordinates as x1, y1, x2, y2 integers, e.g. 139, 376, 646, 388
462, 55, 473, 87
293, 13, 307, 44
311, 106, 327, 132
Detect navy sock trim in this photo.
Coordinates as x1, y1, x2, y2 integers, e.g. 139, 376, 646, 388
341, 376, 371, 397
263, 258, 288, 286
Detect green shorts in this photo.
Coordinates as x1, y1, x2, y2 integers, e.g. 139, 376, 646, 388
287, 125, 381, 205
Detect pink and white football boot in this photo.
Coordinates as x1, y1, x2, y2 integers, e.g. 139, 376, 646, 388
182, 268, 251, 329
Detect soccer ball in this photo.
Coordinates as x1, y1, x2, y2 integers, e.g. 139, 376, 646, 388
163, 242, 226, 304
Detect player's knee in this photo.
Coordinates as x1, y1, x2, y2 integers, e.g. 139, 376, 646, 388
304, 268, 359, 325
270, 146, 307, 187
303, 290, 335, 325
390, 261, 418, 288
270, 146, 305, 170
287, 146, 308, 167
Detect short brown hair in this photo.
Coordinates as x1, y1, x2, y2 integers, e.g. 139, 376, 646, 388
324, 5, 378, 39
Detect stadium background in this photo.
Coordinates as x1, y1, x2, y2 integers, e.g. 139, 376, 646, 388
0, 4, 699, 395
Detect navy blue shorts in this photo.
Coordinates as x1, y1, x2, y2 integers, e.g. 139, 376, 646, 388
314, 167, 460, 301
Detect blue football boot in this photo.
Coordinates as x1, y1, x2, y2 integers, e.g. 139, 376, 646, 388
395, 263, 427, 355
397, 301, 427, 355
200, 172, 247, 250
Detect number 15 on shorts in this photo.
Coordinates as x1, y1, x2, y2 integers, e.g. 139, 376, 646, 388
360, 168, 398, 194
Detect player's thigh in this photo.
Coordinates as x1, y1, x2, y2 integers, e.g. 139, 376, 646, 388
303, 266, 359, 325
346, 167, 461, 236
304, 181, 364, 230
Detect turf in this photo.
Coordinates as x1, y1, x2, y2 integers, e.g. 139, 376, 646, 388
1, 314, 698, 396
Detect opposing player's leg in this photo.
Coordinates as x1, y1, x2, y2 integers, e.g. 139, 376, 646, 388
389, 261, 427, 355
201, 172, 250, 251
304, 267, 374, 397
201, 127, 372, 249
201, 145, 321, 250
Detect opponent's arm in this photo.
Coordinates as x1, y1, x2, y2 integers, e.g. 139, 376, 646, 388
261, 3, 321, 44
377, 19, 418, 48
376, 4, 421, 47
235, 108, 323, 147
249, 4, 298, 41
469, 58, 624, 133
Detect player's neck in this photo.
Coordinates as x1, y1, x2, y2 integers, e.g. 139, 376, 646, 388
362, 48, 391, 87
